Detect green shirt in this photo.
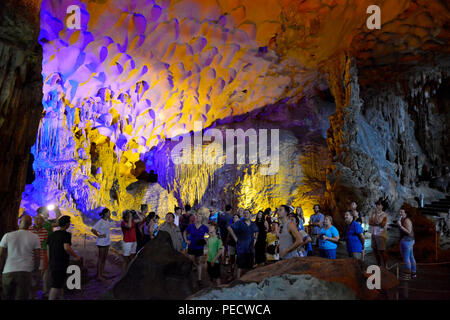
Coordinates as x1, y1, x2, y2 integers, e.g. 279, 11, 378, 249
207, 236, 223, 263
42, 220, 56, 250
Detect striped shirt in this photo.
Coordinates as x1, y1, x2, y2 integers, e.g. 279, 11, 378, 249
31, 227, 48, 253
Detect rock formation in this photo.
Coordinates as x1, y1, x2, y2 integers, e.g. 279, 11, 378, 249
104, 231, 196, 300
0, 0, 43, 237
189, 257, 398, 300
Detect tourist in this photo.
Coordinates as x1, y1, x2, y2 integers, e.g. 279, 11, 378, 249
254, 211, 268, 266
288, 213, 311, 257
134, 209, 146, 252
237, 207, 244, 219
227, 209, 259, 279
309, 204, 324, 248
174, 206, 182, 227
264, 208, 272, 228
143, 211, 155, 243
218, 205, 233, 264
150, 214, 160, 239
91, 208, 115, 281
47, 215, 81, 300
0, 214, 40, 300
369, 199, 389, 267
344, 211, 365, 260
183, 213, 209, 286
266, 221, 279, 262
31, 214, 49, 298
295, 206, 305, 231
205, 223, 223, 286
276, 205, 304, 259
397, 207, 416, 279
121, 210, 143, 274
226, 214, 240, 281
180, 204, 195, 251
350, 201, 363, 224
159, 212, 184, 252
318, 215, 340, 259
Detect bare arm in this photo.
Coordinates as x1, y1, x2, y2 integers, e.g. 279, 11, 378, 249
283, 222, 303, 255
64, 243, 81, 261
0, 247, 6, 273
91, 228, 105, 238
227, 226, 238, 243
398, 218, 413, 235
357, 233, 365, 248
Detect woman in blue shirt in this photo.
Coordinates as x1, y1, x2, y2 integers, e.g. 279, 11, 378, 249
183, 214, 209, 285
344, 211, 365, 260
319, 215, 340, 259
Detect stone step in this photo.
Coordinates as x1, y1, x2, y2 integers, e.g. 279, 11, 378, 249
424, 205, 450, 211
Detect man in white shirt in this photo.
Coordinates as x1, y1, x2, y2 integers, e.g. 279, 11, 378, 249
174, 206, 182, 227
0, 214, 41, 300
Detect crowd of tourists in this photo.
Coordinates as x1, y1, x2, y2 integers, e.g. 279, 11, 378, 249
0, 199, 417, 300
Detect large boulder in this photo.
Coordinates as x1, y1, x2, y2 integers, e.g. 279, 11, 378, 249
188, 257, 398, 300
103, 231, 196, 300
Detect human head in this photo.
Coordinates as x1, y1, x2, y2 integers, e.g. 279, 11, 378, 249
194, 213, 202, 224
278, 205, 290, 219
208, 223, 218, 236
257, 211, 263, 219
270, 221, 279, 233
165, 212, 175, 224
122, 210, 130, 221
19, 214, 33, 229
141, 204, 148, 214
185, 204, 191, 213
100, 208, 110, 219
34, 214, 44, 228
350, 202, 357, 211
147, 211, 156, 222
399, 207, 410, 219
37, 206, 49, 219
225, 204, 232, 212
237, 207, 244, 217
243, 209, 251, 221
375, 199, 388, 212
296, 206, 303, 216
344, 211, 354, 225
288, 213, 299, 227
174, 207, 181, 215
154, 215, 160, 223
313, 204, 320, 213
58, 215, 71, 229
233, 214, 240, 223
264, 208, 271, 216
324, 215, 333, 227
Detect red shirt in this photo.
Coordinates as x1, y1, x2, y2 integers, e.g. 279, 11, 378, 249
121, 220, 136, 242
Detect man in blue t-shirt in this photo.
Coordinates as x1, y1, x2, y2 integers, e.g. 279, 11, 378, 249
227, 209, 259, 279
344, 211, 365, 260
309, 205, 324, 247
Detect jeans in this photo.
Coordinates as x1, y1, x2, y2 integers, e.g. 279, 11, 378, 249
319, 249, 336, 259
400, 238, 416, 273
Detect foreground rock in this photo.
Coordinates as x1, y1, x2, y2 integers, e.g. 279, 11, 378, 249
188, 257, 398, 300
102, 231, 196, 300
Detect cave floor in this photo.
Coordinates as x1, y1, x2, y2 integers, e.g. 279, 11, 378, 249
43, 237, 450, 300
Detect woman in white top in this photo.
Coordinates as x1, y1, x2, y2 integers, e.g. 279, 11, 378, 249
92, 208, 115, 281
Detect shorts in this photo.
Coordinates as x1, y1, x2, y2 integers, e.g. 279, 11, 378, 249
319, 249, 336, 259
207, 262, 221, 279
187, 248, 204, 257
51, 269, 67, 289
281, 250, 301, 260
349, 252, 363, 260
122, 241, 137, 256
236, 252, 254, 269
2, 272, 32, 300
371, 235, 386, 251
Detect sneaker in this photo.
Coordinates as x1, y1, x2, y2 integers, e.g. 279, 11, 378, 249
411, 272, 417, 279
